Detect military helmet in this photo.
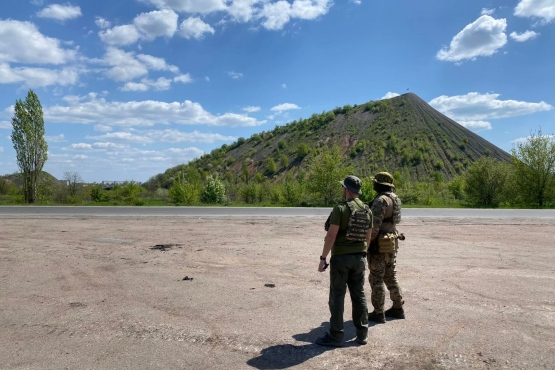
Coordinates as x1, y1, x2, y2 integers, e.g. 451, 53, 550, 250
373, 172, 394, 187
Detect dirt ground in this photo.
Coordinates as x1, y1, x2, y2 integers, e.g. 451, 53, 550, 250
1, 215, 554, 370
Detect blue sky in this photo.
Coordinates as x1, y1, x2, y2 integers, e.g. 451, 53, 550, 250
0, 0, 553, 183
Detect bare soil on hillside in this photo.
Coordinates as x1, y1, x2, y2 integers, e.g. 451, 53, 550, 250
1, 216, 554, 369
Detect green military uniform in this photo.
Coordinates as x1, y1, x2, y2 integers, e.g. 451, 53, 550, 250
327, 198, 371, 343
368, 172, 404, 319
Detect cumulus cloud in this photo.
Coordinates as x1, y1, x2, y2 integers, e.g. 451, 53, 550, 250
0, 121, 11, 129
0, 20, 76, 64
121, 77, 172, 91
243, 106, 261, 113
0, 63, 79, 87
429, 92, 553, 121
381, 92, 400, 100
43, 95, 265, 127
144, 0, 331, 31
102, 48, 149, 82
271, 103, 300, 111
510, 30, 539, 42
144, 0, 227, 13
481, 8, 495, 15
37, 4, 82, 21
94, 124, 113, 132
133, 9, 178, 40
136, 54, 179, 73
458, 120, 492, 131
514, 0, 555, 23
95, 17, 111, 29
178, 17, 215, 39
173, 74, 193, 83
99, 24, 141, 46
45, 134, 66, 143
436, 15, 507, 62
99, 9, 178, 46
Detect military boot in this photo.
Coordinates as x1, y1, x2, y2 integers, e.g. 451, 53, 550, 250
367, 311, 386, 323
384, 306, 405, 319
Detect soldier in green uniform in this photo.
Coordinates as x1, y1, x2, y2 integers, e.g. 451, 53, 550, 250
316, 175, 372, 347
367, 172, 405, 323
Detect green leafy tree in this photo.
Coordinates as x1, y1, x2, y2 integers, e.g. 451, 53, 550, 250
283, 174, 303, 205
307, 145, 351, 205
201, 176, 226, 204
265, 158, 277, 175
279, 154, 289, 169
447, 176, 465, 200
464, 157, 508, 207
510, 129, 555, 206
11, 89, 48, 203
297, 143, 309, 159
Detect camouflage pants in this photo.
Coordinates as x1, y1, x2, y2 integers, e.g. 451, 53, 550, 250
367, 252, 404, 313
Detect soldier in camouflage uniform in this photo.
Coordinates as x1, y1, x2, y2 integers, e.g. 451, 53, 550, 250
366, 172, 405, 323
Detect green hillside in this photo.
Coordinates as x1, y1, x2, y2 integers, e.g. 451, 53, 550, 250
144, 93, 510, 190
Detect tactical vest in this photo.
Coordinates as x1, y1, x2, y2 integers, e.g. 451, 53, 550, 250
345, 199, 372, 242
379, 192, 401, 225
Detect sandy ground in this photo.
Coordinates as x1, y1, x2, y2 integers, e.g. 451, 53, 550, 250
0, 215, 554, 370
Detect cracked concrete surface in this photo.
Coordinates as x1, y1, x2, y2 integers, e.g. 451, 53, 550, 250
1, 216, 554, 369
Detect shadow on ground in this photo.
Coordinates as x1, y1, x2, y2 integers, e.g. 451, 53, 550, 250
247, 321, 362, 369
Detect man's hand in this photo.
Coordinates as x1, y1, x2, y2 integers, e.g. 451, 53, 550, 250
318, 259, 329, 272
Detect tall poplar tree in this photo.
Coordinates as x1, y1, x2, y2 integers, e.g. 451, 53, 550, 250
11, 89, 48, 204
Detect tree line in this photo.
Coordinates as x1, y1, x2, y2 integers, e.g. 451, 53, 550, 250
3, 90, 555, 208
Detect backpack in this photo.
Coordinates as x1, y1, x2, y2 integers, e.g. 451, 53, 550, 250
345, 199, 372, 242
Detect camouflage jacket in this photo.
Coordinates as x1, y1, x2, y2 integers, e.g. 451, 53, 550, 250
369, 192, 402, 240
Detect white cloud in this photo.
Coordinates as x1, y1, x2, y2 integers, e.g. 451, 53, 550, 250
86, 132, 152, 144
0, 20, 76, 64
95, 17, 111, 29
243, 106, 261, 113
351, 0, 362, 4
71, 143, 93, 150
481, 8, 495, 15
99, 9, 178, 46
271, 103, 300, 111
179, 17, 215, 39
0, 63, 79, 87
99, 24, 141, 46
260, 0, 332, 30
282, 83, 287, 88
144, 0, 227, 13
429, 92, 553, 121
458, 120, 493, 131
133, 9, 178, 40
0, 121, 11, 129
144, 129, 236, 143
136, 54, 179, 73
174, 74, 193, 83
512, 134, 555, 144
381, 92, 400, 100
44, 95, 265, 127
510, 30, 539, 42
227, 0, 261, 22
45, 134, 66, 142
0, 146, 4, 152
121, 77, 172, 91
94, 124, 113, 132
514, 0, 555, 23
436, 15, 507, 62
102, 48, 148, 82
260, 1, 292, 30
228, 71, 243, 79
37, 4, 82, 21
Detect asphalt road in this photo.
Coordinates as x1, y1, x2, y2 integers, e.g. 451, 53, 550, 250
1, 206, 555, 218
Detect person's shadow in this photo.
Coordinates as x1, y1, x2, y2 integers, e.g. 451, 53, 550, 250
246, 321, 360, 369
